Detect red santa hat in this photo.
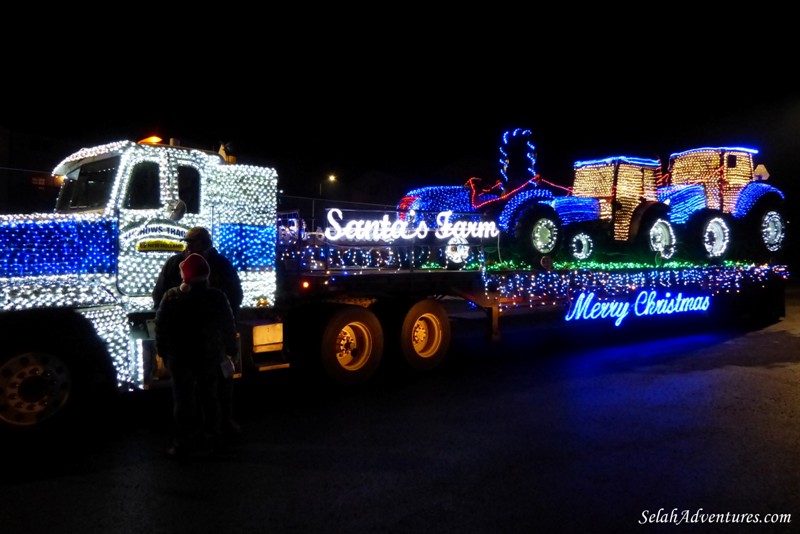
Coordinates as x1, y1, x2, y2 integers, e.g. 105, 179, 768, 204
179, 253, 210, 285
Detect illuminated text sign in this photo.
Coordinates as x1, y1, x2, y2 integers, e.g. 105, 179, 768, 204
324, 208, 500, 243
564, 290, 711, 326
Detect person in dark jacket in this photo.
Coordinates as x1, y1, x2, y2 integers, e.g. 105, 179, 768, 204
153, 226, 244, 435
153, 226, 243, 316
155, 253, 238, 459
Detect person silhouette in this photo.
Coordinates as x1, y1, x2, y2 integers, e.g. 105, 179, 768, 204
153, 226, 244, 436
155, 253, 238, 459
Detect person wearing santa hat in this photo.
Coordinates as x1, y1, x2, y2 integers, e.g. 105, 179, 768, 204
153, 226, 244, 436
155, 252, 238, 460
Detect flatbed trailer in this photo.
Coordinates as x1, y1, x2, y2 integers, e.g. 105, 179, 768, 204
249, 260, 788, 385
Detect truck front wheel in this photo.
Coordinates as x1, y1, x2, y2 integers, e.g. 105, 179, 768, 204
318, 306, 384, 385
0, 345, 89, 433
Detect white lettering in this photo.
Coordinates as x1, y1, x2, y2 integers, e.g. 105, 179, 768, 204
323, 208, 499, 243
434, 211, 500, 240
324, 209, 430, 242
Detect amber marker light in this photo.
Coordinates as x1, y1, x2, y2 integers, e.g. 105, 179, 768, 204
138, 136, 163, 144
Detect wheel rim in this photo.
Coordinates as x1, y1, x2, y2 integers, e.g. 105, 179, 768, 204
703, 217, 730, 257
0, 351, 72, 427
531, 218, 558, 254
762, 211, 785, 251
334, 323, 372, 371
648, 219, 676, 259
570, 232, 593, 260
444, 237, 470, 265
411, 313, 443, 358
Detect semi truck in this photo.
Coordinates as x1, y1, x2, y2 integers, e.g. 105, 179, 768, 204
0, 135, 789, 435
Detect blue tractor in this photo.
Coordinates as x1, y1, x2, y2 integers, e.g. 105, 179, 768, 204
397, 129, 677, 268
398, 130, 787, 268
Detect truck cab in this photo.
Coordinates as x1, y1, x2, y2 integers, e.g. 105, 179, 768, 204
0, 138, 279, 432
49, 138, 278, 307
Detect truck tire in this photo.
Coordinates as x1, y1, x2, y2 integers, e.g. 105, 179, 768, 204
0, 340, 93, 434
398, 299, 451, 371
514, 205, 561, 268
318, 305, 384, 386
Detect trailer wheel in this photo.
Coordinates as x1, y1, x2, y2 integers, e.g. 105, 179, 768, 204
318, 306, 384, 385
398, 299, 451, 371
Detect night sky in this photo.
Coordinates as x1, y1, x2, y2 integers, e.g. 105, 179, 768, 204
8, 77, 800, 195
5, 22, 800, 208
3, 16, 799, 276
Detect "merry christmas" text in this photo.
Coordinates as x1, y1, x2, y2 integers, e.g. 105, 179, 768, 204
564, 290, 711, 326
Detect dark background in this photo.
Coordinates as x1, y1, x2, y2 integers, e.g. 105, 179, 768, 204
3, 15, 799, 265
3, 15, 799, 196
5, 73, 799, 199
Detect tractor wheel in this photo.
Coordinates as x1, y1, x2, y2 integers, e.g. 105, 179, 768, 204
514, 206, 561, 268
562, 224, 599, 262
637, 214, 677, 262
737, 196, 786, 262
440, 236, 471, 270
686, 210, 732, 263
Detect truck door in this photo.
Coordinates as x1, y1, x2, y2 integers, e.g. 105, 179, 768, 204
115, 151, 209, 299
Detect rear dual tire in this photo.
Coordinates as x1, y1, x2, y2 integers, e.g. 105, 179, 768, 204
318, 306, 384, 385
288, 299, 451, 385
395, 299, 451, 371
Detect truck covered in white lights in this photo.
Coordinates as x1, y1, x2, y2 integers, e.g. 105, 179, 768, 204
0, 134, 789, 435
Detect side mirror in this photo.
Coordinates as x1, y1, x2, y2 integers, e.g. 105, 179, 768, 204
168, 200, 187, 221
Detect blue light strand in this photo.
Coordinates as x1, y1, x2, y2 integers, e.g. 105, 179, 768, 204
0, 215, 117, 277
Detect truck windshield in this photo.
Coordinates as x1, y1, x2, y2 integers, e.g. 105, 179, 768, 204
55, 156, 120, 212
